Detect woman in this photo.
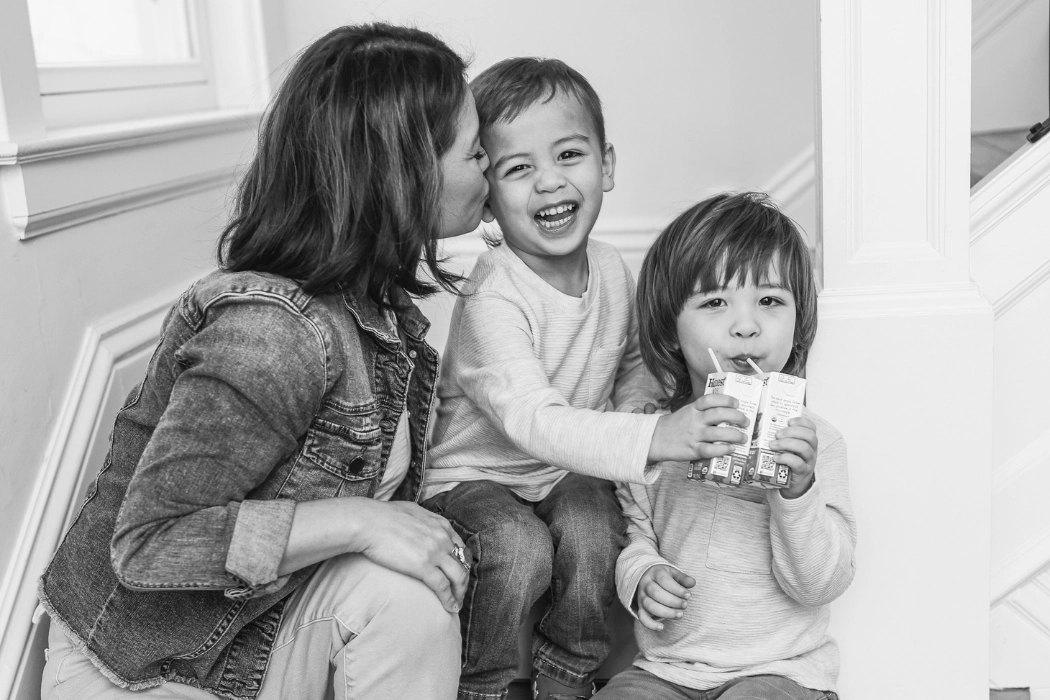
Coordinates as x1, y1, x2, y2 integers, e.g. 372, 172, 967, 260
39, 23, 490, 700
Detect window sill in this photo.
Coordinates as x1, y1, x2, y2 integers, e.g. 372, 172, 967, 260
0, 108, 261, 240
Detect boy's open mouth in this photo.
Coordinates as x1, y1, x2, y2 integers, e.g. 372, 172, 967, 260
534, 202, 578, 232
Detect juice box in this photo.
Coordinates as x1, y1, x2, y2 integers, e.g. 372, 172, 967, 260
744, 372, 807, 489
686, 372, 763, 486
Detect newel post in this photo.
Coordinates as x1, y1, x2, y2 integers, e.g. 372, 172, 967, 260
813, 1, 992, 697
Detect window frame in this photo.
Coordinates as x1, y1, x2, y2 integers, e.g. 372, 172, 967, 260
31, 0, 218, 129
0, 0, 271, 241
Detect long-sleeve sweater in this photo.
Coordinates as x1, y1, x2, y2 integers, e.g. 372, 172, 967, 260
615, 408, 856, 693
423, 239, 662, 502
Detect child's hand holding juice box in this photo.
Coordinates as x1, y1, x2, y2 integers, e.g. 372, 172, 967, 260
686, 350, 763, 487
687, 351, 808, 491
745, 367, 806, 489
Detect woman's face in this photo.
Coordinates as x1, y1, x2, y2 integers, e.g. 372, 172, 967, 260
437, 91, 491, 239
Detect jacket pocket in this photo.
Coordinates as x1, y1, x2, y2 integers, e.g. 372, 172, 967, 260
300, 401, 383, 482
705, 493, 773, 575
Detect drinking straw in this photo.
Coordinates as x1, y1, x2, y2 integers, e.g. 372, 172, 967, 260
746, 358, 763, 374
707, 348, 723, 373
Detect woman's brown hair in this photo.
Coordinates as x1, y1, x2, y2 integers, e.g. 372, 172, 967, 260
218, 23, 469, 307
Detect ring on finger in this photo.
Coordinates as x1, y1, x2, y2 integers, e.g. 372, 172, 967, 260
452, 544, 470, 572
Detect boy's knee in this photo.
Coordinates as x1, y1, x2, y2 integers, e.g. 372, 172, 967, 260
550, 492, 626, 565
478, 510, 553, 591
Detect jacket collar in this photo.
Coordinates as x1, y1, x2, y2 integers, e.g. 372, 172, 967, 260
340, 285, 432, 347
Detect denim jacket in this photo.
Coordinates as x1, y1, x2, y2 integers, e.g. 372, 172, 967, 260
38, 270, 440, 698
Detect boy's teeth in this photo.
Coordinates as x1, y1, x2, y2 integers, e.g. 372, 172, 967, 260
534, 204, 578, 229
537, 203, 576, 218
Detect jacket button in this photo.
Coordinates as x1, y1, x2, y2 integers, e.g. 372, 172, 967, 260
408, 349, 418, 359
347, 457, 366, 474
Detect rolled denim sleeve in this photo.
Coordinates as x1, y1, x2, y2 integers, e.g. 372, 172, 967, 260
225, 499, 296, 594
111, 295, 327, 597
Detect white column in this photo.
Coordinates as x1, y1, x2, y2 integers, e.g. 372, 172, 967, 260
814, 2, 992, 698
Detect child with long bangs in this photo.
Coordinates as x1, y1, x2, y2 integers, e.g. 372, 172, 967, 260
595, 192, 856, 700
423, 60, 750, 700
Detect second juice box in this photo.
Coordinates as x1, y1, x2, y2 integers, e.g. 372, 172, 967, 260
745, 372, 807, 489
687, 372, 762, 486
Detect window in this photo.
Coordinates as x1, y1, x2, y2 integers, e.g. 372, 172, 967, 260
1, 0, 268, 240
26, 0, 217, 128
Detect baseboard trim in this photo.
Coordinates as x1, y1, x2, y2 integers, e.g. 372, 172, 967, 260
992, 533, 1050, 606
993, 259, 1050, 318
971, 138, 1050, 245
993, 428, 1050, 494
0, 286, 185, 700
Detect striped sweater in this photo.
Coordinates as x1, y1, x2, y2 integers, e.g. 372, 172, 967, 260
616, 409, 856, 693
423, 239, 662, 502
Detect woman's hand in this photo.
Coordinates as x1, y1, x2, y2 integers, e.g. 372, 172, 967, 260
354, 500, 470, 614
278, 497, 469, 614
635, 564, 695, 631
772, 415, 819, 499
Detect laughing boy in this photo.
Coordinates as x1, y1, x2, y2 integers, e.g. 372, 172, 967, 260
423, 58, 749, 700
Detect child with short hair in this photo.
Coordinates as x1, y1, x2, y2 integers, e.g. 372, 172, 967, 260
594, 192, 856, 700
423, 60, 749, 700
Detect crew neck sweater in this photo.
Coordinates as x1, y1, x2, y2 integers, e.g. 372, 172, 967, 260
616, 409, 856, 693
423, 239, 662, 502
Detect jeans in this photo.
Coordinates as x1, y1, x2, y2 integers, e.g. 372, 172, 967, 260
424, 473, 626, 700
594, 668, 839, 700
41, 553, 460, 700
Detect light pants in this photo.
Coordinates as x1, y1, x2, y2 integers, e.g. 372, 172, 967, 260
41, 553, 461, 700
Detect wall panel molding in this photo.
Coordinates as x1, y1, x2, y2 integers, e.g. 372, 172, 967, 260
0, 287, 184, 700
817, 283, 988, 320
0, 110, 256, 166
17, 167, 236, 239
926, 0, 948, 258
1, 109, 258, 240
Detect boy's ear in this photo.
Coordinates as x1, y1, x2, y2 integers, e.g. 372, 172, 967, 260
602, 142, 616, 193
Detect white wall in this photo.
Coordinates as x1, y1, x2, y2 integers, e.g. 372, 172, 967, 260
278, 0, 818, 235
972, 0, 1049, 133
